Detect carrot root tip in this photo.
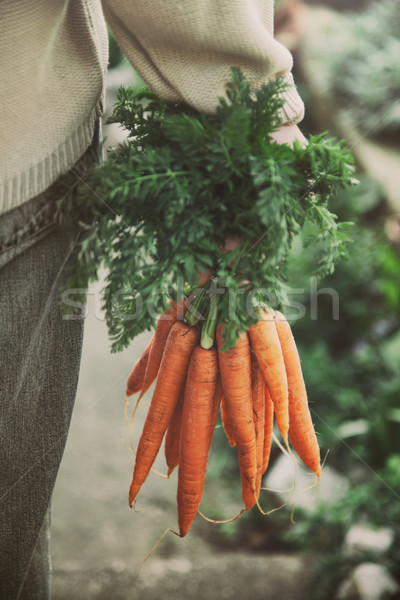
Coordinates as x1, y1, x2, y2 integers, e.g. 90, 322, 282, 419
255, 496, 287, 517
198, 508, 245, 525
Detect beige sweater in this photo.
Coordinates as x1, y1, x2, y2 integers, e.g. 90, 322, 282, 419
0, 1, 304, 215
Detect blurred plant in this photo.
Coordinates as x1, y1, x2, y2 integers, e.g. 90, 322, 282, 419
280, 177, 400, 595
286, 176, 400, 470
283, 453, 400, 599
107, 27, 124, 70
326, 0, 400, 136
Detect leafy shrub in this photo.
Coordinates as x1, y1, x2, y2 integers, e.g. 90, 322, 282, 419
278, 179, 400, 595
326, 0, 400, 136
107, 27, 124, 70
283, 454, 400, 599
287, 177, 400, 470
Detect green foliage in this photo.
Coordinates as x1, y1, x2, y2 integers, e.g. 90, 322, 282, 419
107, 27, 124, 70
277, 177, 400, 595
286, 453, 400, 552
283, 454, 400, 599
327, 0, 400, 135
63, 68, 354, 352
285, 179, 400, 469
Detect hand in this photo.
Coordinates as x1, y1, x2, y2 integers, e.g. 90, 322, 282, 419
270, 123, 308, 148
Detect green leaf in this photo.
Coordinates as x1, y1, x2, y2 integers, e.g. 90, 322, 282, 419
61, 68, 355, 351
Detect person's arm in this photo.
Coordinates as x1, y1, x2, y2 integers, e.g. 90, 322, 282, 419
101, 0, 304, 125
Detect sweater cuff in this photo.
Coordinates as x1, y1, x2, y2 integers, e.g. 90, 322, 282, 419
278, 72, 305, 125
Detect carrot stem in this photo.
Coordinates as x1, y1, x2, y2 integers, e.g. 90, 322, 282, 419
184, 287, 206, 326
200, 288, 220, 350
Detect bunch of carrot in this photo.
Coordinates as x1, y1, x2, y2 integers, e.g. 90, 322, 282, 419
126, 300, 321, 538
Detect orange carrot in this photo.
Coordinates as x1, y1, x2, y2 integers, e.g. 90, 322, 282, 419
248, 308, 289, 447
262, 386, 274, 474
138, 300, 185, 400
220, 394, 236, 448
164, 391, 184, 477
126, 339, 153, 396
217, 325, 257, 510
129, 321, 199, 506
165, 376, 221, 480
274, 311, 321, 481
251, 358, 265, 498
177, 346, 219, 537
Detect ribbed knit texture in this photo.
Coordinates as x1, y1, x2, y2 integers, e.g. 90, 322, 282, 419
103, 0, 305, 118
0, 1, 108, 214
0, 0, 304, 216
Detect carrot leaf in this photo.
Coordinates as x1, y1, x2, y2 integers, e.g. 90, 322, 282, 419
60, 68, 355, 351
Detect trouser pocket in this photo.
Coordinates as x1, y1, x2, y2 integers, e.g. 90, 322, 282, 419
0, 119, 102, 271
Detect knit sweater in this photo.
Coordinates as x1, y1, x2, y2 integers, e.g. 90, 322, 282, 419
0, 0, 304, 215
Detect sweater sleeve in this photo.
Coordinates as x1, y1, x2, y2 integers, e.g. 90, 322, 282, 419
101, 0, 304, 124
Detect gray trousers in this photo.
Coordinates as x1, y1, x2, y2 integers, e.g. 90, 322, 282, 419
0, 128, 100, 599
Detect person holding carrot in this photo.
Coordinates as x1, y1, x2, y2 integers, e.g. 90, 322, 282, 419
0, 1, 306, 597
